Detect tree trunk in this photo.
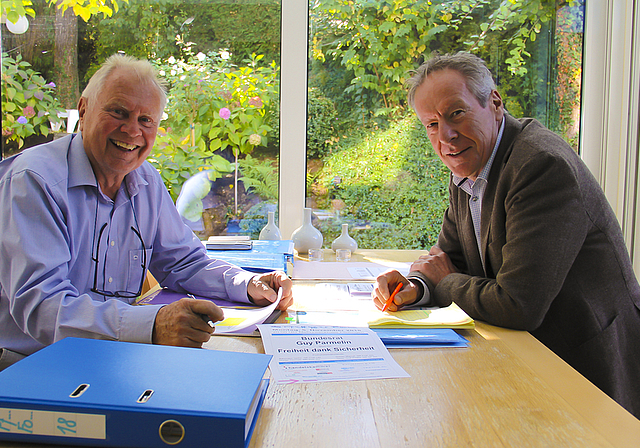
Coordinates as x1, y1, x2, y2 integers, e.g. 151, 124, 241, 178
54, 3, 79, 109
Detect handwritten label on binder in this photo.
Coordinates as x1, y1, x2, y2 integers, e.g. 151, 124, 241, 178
0, 408, 105, 439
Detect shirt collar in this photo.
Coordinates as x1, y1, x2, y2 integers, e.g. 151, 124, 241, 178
68, 133, 97, 189
453, 116, 505, 187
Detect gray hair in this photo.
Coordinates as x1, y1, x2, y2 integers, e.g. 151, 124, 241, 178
81, 54, 167, 110
407, 52, 496, 110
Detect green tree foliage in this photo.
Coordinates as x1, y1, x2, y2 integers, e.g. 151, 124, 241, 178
311, 0, 449, 116
52, 0, 127, 21
147, 43, 279, 207
1, 0, 35, 23
311, 0, 579, 123
1, 0, 126, 22
87, 0, 281, 72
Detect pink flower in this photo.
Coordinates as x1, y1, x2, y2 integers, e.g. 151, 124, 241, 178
248, 133, 261, 146
248, 96, 263, 108
22, 106, 35, 118
219, 107, 231, 120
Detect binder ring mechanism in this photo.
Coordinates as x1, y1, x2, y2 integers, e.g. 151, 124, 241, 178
159, 420, 185, 445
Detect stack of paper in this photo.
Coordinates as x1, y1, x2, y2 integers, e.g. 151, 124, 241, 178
205, 235, 252, 250
136, 288, 281, 336
290, 283, 474, 330
293, 260, 410, 280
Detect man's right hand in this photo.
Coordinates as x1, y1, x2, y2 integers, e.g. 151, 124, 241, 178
152, 298, 224, 347
372, 270, 420, 312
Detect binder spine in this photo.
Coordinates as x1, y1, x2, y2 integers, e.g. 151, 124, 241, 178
0, 404, 246, 448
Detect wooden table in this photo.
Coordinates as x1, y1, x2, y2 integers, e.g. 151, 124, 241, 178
2, 250, 639, 447
221, 249, 640, 448
205, 320, 640, 448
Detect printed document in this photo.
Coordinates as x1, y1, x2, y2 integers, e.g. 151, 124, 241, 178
258, 324, 409, 384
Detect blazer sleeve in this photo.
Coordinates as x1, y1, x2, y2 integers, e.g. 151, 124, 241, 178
431, 145, 589, 331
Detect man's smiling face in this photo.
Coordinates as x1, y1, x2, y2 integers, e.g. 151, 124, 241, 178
413, 68, 504, 180
78, 67, 163, 191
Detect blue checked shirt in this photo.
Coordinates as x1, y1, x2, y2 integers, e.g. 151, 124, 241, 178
409, 117, 505, 306
452, 117, 505, 269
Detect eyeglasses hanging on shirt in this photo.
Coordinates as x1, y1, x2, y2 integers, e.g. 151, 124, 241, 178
91, 194, 147, 299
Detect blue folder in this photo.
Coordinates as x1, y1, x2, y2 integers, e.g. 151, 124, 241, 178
0, 338, 271, 448
371, 328, 469, 348
207, 239, 294, 275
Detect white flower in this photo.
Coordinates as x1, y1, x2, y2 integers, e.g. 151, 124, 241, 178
196, 52, 206, 61
249, 133, 261, 146
180, 75, 186, 81
168, 56, 176, 64
159, 70, 165, 76
220, 50, 230, 60
171, 70, 177, 76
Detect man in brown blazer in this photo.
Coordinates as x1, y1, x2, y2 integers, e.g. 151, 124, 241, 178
373, 52, 640, 419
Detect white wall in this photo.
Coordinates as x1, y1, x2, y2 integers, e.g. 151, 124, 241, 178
278, 0, 309, 239
581, 0, 640, 277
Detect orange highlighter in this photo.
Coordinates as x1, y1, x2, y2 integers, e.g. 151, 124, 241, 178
382, 282, 403, 312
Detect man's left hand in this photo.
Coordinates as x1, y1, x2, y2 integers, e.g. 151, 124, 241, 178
410, 246, 458, 286
248, 271, 293, 310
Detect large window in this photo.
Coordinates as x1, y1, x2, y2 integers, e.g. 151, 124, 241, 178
305, 0, 585, 250
1, 0, 282, 241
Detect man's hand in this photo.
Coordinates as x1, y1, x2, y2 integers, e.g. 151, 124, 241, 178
248, 271, 293, 311
410, 246, 458, 286
152, 298, 224, 347
372, 270, 420, 312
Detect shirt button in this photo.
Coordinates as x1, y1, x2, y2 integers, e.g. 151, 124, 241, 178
472, 196, 479, 202
110, 241, 115, 246
108, 277, 113, 283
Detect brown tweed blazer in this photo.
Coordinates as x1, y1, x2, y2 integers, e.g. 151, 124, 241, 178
422, 114, 640, 418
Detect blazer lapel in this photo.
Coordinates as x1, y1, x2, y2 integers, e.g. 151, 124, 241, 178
480, 115, 521, 277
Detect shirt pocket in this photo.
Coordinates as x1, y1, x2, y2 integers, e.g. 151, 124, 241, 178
126, 248, 152, 293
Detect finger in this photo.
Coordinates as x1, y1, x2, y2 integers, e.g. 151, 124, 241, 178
277, 293, 294, 311
187, 299, 224, 324
429, 246, 443, 255
376, 270, 403, 296
251, 270, 294, 308
249, 274, 277, 303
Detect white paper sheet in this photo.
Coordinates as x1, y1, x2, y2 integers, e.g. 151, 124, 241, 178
258, 324, 409, 384
214, 289, 282, 334
293, 261, 410, 280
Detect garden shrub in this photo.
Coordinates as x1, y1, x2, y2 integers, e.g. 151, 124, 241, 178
307, 87, 337, 159
312, 114, 450, 249
2, 53, 65, 152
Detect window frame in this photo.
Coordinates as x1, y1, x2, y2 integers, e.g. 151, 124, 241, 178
280, 0, 640, 276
